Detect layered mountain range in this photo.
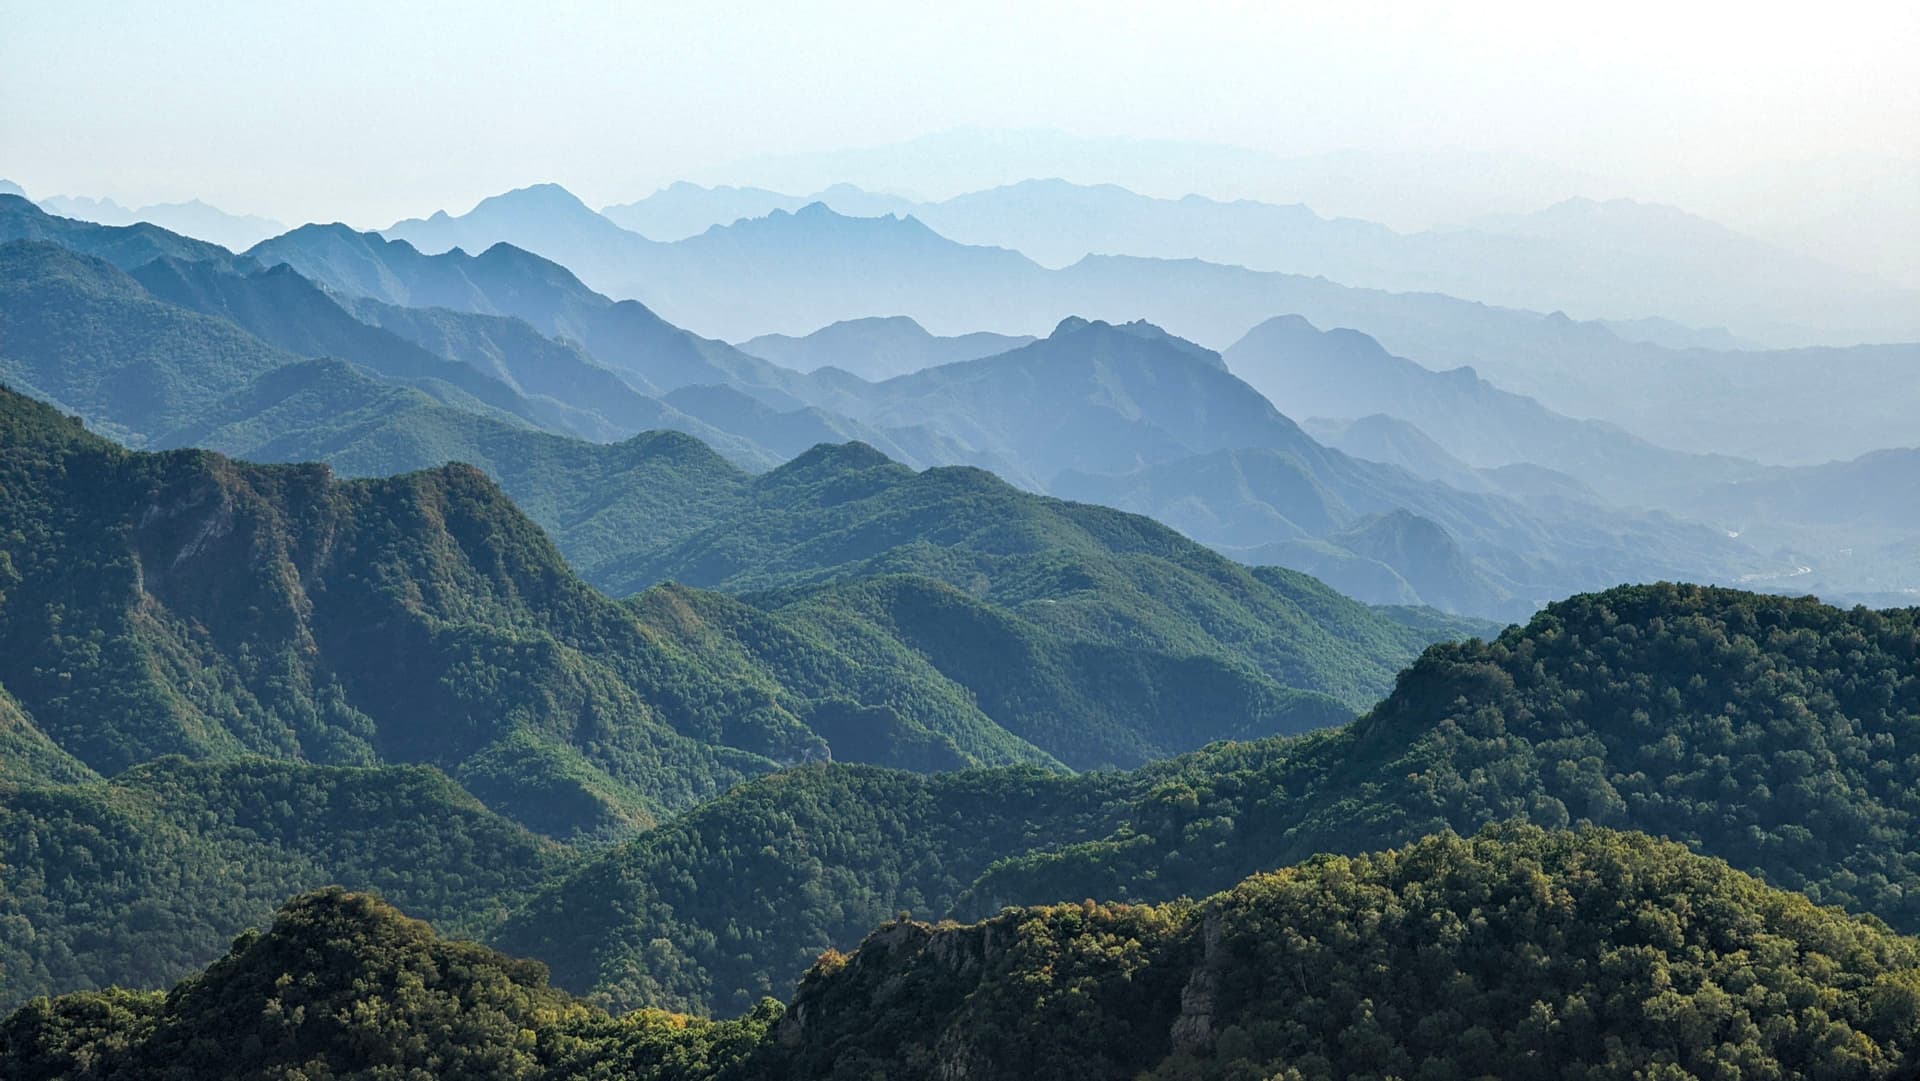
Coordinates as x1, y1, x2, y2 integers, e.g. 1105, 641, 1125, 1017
5, 193, 1812, 619
377, 183, 1920, 467
6, 160, 1920, 1080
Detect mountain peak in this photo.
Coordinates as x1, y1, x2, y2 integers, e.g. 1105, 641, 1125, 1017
761, 441, 906, 487
1049, 315, 1096, 338
1046, 316, 1222, 367
481, 182, 592, 211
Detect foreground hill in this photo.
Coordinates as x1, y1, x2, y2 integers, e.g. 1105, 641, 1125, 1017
0, 887, 781, 1081
10, 828, 1920, 1079
777, 827, 1920, 1080
492, 583, 1920, 1013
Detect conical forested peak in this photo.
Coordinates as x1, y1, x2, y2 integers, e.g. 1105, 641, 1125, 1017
762, 439, 904, 482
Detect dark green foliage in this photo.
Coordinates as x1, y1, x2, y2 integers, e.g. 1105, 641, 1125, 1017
129, 257, 591, 437
520, 583, 1920, 1016
160, 359, 762, 580
495, 764, 1142, 1016
759, 574, 1352, 768
0, 757, 564, 1009
0, 384, 812, 828
607, 442, 1463, 713
767, 827, 1920, 1081
976, 583, 1920, 934
0, 888, 779, 1081
18, 831, 1916, 1080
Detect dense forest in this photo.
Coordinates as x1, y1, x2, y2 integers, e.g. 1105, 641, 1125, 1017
474, 583, 1920, 1014
0, 380, 1456, 1009
7, 197, 1920, 1072
9, 828, 1919, 1080
7, 528, 1920, 1016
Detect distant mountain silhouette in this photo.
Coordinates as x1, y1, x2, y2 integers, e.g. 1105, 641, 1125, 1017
738, 316, 1033, 379
786, 317, 1770, 617
1223, 315, 1764, 502
1, 192, 237, 270
602, 180, 809, 240
6, 199, 1847, 619
37, 193, 286, 251
363, 189, 1920, 464
594, 178, 1919, 345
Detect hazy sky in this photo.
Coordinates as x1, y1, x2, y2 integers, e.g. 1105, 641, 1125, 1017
2, 0, 1915, 230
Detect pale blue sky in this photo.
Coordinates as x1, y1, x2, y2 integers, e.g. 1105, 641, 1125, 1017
2, 0, 1914, 236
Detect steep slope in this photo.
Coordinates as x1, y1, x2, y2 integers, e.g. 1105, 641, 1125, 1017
0, 385, 822, 837
131, 252, 728, 445
248, 223, 810, 401
17, 378, 1277, 812
0, 241, 295, 443
384, 181, 666, 288
849, 318, 1760, 617
5, 217, 1776, 620
152, 359, 767, 574
737, 315, 1033, 380
595, 439, 1459, 711
127, 256, 608, 438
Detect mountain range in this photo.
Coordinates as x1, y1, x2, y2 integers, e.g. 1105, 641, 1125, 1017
17, 183, 287, 251
8, 159, 1920, 1079
14, 823, 1919, 1079
1, 196, 1833, 619
10, 558, 1920, 1035
608, 178, 1914, 346
372, 185, 1920, 465
736, 315, 1032, 380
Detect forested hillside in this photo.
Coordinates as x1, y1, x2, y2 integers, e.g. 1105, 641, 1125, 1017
772, 827, 1920, 1080
499, 583, 1920, 1013
0, 759, 564, 1006
0, 382, 1464, 1009
10, 828, 1920, 1080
